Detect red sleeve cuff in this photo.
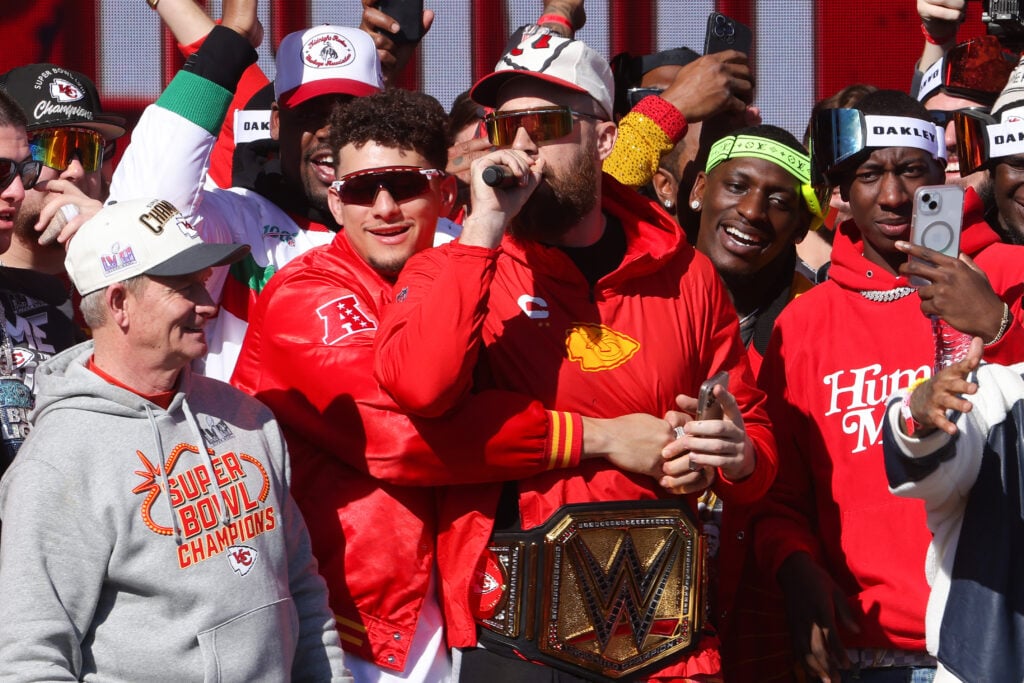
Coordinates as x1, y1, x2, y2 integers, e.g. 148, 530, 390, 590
631, 95, 688, 144
546, 411, 583, 469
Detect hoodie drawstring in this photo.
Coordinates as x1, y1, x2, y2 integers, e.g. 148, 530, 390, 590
181, 397, 231, 527
144, 403, 183, 545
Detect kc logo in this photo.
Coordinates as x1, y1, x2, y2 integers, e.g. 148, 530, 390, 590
48, 78, 83, 103
227, 545, 258, 576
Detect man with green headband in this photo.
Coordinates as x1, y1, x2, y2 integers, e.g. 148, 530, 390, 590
691, 124, 823, 373
754, 89, 1024, 683
686, 124, 822, 681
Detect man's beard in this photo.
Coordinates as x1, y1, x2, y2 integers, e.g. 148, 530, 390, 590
12, 196, 60, 253
509, 145, 598, 244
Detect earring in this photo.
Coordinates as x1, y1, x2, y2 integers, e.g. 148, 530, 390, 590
663, 199, 675, 211
690, 200, 701, 211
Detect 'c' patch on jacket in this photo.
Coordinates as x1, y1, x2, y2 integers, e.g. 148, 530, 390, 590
564, 323, 639, 372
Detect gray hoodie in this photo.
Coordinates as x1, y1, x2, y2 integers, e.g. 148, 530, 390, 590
0, 342, 350, 682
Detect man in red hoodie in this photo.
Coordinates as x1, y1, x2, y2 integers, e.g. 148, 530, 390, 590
755, 89, 1024, 683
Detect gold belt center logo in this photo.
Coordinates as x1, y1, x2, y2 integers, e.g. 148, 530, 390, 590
564, 323, 639, 372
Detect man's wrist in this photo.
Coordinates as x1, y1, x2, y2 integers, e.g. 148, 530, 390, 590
921, 19, 959, 45
537, 13, 573, 37
984, 302, 1011, 347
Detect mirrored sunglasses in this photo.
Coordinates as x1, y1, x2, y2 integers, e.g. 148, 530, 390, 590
330, 166, 444, 206
625, 87, 664, 110
29, 127, 105, 172
809, 108, 866, 186
0, 157, 42, 192
952, 108, 1024, 176
484, 106, 602, 146
941, 36, 1015, 103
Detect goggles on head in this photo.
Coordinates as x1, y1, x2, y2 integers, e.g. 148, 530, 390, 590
29, 127, 105, 173
484, 106, 602, 147
330, 166, 444, 206
706, 134, 825, 231
0, 157, 42, 192
917, 36, 1015, 105
809, 108, 946, 186
625, 87, 664, 110
952, 108, 1024, 175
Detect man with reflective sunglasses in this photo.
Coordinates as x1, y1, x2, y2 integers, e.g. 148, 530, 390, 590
0, 64, 126, 276
913, 1, 1015, 198
0, 89, 88, 486
953, 56, 1024, 245
374, 27, 776, 682
110, 0, 384, 381
755, 89, 1024, 683
233, 86, 684, 683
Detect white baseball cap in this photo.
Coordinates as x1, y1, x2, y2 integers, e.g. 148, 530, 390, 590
65, 198, 250, 296
274, 25, 383, 109
470, 25, 614, 120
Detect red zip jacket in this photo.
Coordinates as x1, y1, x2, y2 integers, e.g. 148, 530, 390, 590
375, 175, 777, 678
230, 231, 585, 671
753, 198, 1024, 653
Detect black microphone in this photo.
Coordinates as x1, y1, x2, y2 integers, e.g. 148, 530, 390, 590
482, 164, 518, 188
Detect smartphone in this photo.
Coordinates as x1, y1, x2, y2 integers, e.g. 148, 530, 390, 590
697, 371, 730, 421
909, 185, 965, 287
704, 12, 753, 55
376, 0, 424, 44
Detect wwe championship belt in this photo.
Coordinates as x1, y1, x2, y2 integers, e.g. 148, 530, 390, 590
474, 500, 707, 681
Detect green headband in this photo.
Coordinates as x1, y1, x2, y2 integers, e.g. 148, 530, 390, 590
706, 134, 825, 230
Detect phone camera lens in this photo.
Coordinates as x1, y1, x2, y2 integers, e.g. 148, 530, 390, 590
929, 201, 938, 210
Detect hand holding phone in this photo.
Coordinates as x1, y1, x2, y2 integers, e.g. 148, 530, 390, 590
376, 0, 425, 44
909, 185, 965, 286
704, 12, 753, 55
697, 371, 730, 421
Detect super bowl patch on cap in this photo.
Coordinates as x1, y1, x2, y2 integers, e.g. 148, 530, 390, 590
0, 63, 126, 139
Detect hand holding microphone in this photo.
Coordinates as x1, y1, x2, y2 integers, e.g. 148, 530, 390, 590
481, 164, 518, 188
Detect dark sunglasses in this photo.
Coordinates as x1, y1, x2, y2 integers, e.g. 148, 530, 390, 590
484, 106, 602, 146
928, 106, 989, 128
0, 157, 42, 192
330, 166, 444, 206
625, 87, 664, 110
29, 127, 105, 172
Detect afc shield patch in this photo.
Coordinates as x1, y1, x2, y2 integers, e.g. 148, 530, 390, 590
317, 294, 377, 344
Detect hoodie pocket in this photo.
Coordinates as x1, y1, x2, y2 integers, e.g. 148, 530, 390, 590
198, 597, 300, 682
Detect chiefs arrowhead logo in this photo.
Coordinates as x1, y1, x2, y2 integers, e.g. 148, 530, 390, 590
564, 323, 640, 372
49, 78, 83, 103
227, 545, 258, 576
469, 549, 507, 620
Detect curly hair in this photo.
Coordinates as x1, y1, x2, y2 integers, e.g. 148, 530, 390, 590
328, 88, 449, 169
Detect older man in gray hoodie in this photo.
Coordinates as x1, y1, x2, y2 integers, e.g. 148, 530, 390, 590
0, 197, 349, 681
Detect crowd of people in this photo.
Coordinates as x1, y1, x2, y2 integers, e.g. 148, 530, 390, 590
0, 0, 1022, 681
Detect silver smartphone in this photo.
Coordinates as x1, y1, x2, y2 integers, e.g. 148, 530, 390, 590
909, 185, 964, 287
696, 371, 730, 420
